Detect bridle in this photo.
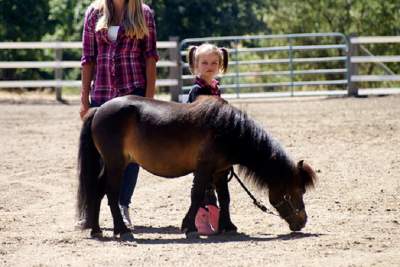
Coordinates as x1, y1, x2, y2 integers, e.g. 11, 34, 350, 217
228, 167, 303, 219
271, 194, 304, 220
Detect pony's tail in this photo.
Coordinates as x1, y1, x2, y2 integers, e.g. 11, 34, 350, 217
77, 108, 100, 229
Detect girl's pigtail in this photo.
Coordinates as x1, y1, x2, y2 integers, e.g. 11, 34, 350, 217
220, 48, 229, 74
188, 46, 198, 74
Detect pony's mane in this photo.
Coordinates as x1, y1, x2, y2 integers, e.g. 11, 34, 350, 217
187, 97, 297, 190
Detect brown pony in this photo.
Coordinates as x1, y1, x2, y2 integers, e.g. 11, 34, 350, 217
77, 95, 317, 240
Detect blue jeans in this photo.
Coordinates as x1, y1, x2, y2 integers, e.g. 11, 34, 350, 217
90, 89, 145, 207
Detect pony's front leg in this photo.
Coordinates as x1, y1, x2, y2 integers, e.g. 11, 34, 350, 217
181, 171, 209, 238
215, 174, 238, 233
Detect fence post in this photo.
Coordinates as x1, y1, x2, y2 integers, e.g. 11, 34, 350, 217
168, 37, 180, 102
347, 34, 359, 96
288, 37, 294, 96
234, 39, 240, 98
55, 48, 63, 101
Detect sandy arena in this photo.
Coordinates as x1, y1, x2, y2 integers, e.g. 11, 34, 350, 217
0, 94, 399, 266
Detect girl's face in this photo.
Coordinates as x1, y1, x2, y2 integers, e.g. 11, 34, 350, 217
196, 53, 220, 80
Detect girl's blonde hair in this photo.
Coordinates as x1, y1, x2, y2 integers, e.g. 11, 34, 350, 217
94, 0, 149, 39
188, 43, 229, 75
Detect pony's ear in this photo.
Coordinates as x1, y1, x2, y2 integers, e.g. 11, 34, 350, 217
297, 160, 317, 189
297, 160, 304, 168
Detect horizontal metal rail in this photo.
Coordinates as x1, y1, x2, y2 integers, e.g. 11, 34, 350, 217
351, 56, 400, 63
351, 36, 400, 44
0, 79, 178, 88
180, 44, 347, 55
0, 60, 176, 69
182, 68, 347, 80
0, 41, 177, 49
221, 90, 348, 99
231, 44, 347, 53
180, 32, 347, 44
182, 56, 347, 68
351, 75, 400, 82
221, 80, 347, 88
358, 88, 400, 95
182, 80, 347, 91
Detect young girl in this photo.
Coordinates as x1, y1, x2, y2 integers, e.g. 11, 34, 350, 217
186, 43, 229, 235
79, 0, 158, 229
187, 43, 228, 103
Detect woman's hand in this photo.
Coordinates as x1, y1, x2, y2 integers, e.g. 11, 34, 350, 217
80, 97, 90, 120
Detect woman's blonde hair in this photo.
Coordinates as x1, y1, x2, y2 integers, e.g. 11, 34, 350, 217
94, 0, 149, 39
188, 43, 229, 75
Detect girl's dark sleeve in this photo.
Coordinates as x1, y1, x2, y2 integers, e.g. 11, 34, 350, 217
187, 85, 202, 103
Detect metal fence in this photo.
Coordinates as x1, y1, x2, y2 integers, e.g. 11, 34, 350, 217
0, 41, 178, 101
0, 33, 399, 102
348, 35, 400, 96
178, 33, 400, 101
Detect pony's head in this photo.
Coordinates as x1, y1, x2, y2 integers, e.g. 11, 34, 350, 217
268, 160, 317, 231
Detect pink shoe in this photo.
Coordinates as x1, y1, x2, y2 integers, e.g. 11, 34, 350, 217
195, 206, 220, 235
195, 207, 214, 235
207, 205, 220, 233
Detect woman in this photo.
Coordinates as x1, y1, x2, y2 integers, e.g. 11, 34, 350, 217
79, 0, 158, 228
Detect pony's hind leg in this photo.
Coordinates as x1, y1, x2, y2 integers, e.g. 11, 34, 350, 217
90, 172, 106, 238
215, 171, 238, 233
103, 160, 133, 241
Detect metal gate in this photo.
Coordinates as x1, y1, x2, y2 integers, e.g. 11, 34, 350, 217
178, 33, 349, 101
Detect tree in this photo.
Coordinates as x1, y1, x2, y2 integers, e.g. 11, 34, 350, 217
147, 0, 269, 40
0, 0, 53, 82
0, 0, 52, 41
45, 0, 92, 41
264, 0, 400, 36
264, 0, 400, 75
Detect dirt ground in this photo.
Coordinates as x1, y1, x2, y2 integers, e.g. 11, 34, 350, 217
0, 93, 399, 266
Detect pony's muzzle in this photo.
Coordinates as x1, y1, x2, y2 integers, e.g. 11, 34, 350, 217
288, 210, 307, 231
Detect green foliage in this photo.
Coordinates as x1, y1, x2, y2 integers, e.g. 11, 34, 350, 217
44, 0, 269, 41
45, 0, 92, 41
0, 0, 53, 82
146, 0, 269, 39
41, 0, 92, 84
264, 0, 400, 82
0, 0, 52, 41
265, 0, 400, 36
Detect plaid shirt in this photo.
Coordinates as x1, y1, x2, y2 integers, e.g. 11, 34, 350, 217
81, 4, 159, 104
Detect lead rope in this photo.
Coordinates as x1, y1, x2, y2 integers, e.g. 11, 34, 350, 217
227, 167, 279, 217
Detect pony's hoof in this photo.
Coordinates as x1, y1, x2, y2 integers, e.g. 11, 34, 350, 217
119, 232, 135, 242
222, 229, 238, 235
220, 222, 238, 234
90, 230, 103, 238
185, 231, 200, 239
75, 219, 90, 230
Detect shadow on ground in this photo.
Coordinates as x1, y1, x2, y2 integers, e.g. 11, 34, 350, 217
88, 225, 323, 244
